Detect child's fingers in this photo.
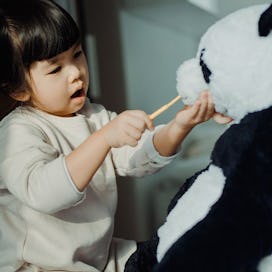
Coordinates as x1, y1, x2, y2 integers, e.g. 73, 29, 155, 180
145, 116, 154, 131
128, 110, 154, 131
196, 91, 210, 119
194, 91, 214, 121
205, 92, 215, 119
124, 135, 138, 147
124, 124, 144, 142
117, 130, 138, 147
185, 100, 201, 119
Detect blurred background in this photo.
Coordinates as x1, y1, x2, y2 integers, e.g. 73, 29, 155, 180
19, 0, 272, 240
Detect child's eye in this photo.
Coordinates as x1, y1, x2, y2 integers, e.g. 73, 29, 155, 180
74, 50, 82, 59
48, 66, 61, 74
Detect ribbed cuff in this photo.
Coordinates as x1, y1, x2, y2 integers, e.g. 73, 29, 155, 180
143, 125, 181, 166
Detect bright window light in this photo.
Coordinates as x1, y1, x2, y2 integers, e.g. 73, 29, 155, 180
187, 0, 218, 15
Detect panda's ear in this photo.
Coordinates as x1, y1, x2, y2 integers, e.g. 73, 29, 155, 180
258, 4, 272, 37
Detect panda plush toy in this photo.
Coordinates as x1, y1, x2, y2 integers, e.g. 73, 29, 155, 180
125, 3, 272, 272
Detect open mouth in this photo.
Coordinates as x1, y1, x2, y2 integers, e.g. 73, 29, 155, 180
71, 88, 84, 98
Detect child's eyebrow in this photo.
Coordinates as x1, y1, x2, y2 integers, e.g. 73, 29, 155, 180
47, 56, 59, 65
47, 42, 81, 65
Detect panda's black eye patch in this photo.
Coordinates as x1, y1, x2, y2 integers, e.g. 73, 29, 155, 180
200, 48, 212, 83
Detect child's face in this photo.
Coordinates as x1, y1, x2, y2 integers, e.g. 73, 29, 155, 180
28, 43, 89, 117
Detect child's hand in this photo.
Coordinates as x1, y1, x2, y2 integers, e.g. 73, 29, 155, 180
174, 91, 214, 130
103, 110, 154, 148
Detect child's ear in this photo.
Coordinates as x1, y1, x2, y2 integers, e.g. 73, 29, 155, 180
9, 91, 31, 102
213, 112, 233, 124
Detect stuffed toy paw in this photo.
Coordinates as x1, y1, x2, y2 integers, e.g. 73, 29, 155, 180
125, 3, 272, 272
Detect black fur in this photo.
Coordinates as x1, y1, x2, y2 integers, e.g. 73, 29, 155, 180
258, 4, 272, 36
124, 167, 209, 272
200, 49, 212, 84
125, 105, 272, 271
124, 233, 159, 272
153, 106, 272, 272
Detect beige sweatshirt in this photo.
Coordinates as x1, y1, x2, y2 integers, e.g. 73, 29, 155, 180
0, 100, 176, 272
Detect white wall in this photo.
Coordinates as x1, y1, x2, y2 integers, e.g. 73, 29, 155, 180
119, 1, 217, 124
120, 12, 196, 124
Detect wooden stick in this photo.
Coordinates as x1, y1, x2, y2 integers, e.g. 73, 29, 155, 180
149, 95, 182, 120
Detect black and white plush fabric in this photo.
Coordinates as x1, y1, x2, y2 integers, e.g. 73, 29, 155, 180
125, 3, 272, 272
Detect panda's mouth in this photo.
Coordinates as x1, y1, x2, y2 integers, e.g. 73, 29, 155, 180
71, 88, 84, 98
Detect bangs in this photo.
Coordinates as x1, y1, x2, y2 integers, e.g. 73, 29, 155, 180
20, 0, 80, 66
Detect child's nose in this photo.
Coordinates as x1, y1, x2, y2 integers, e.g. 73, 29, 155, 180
68, 64, 81, 83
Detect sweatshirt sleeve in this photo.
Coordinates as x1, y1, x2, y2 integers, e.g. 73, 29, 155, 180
0, 120, 85, 214
90, 104, 180, 178
111, 125, 180, 177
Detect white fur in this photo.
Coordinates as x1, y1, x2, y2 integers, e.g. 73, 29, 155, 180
258, 255, 272, 272
157, 165, 226, 261
176, 58, 208, 105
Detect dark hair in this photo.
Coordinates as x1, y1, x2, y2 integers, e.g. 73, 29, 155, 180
0, 0, 80, 115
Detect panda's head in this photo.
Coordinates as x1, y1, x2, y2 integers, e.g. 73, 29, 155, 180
177, 4, 272, 122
